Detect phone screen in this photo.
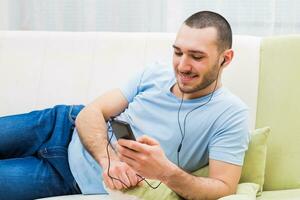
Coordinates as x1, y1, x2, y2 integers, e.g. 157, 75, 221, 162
110, 119, 136, 141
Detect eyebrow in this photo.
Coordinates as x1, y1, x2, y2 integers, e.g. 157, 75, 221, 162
172, 45, 207, 55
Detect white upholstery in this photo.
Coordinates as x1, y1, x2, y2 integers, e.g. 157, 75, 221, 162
0, 31, 260, 129
0, 31, 261, 199
39, 193, 141, 200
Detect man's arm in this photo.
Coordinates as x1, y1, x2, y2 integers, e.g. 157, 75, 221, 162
75, 88, 140, 189
75, 89, 127, 162
117, 136, 241, 200
162, 159, 241, 200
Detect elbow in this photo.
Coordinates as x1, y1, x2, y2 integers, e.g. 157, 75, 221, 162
215, 180, 238, 199
222, 183, 238, 198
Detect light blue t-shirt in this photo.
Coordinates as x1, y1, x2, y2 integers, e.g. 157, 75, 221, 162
68, 63, 250, 194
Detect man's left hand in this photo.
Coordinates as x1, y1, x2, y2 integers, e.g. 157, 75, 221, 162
116, 135, 176, 181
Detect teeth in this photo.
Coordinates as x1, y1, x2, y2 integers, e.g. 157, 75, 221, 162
181, 74, 195, 78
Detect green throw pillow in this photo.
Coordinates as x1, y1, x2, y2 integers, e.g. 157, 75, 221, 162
240, 127, 270, 194
121, 127, 270, 200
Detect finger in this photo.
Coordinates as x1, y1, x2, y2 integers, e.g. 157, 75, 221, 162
126, 169, 139, 186
112, 177, 124, 190
136, 174, 145, 186
118, 144, 139, 161
104, 168, 123, 190
138, 179, 144, 186
119, 153, 138, 170
137, 135, 159, 145
110, 167, 128, 190
105, 178, 115, 190
120, 172, 131, 188
118, 139, 147, 152
103, 172, 115, 190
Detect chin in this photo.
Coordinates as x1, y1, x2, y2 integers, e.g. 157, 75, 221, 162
178, 84, 197, 94
178, 81, 212, 94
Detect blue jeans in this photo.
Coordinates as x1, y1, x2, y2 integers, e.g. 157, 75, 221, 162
0, 105, 84, 200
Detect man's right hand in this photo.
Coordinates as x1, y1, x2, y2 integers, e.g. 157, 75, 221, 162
100, 158, 142, 190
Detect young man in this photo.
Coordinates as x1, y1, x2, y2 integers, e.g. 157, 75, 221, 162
0, 11, 249, 200
73, 10, 249, 199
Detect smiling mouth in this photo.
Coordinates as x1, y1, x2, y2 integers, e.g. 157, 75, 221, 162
178, 73, 198, 83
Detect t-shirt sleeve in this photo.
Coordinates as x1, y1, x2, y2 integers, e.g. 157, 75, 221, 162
208, 108, 250, 166
119, 68, 146, 103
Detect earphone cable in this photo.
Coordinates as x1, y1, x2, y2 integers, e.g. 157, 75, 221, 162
177, 68, 221, 167
177, 92, 184, 166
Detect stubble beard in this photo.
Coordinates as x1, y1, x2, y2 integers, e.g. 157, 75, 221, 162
177, 64, 220, 94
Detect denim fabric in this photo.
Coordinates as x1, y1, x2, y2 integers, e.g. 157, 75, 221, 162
0, 105, 84, 200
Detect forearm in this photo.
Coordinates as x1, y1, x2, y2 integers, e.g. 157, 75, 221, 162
75, 104, 118, 165
162, 165, 234, 200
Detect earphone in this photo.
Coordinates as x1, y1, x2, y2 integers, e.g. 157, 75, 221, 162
221, 59, 226, 66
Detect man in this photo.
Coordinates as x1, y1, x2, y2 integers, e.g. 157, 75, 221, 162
71, 10, 249, 199
0, 11, 249, 200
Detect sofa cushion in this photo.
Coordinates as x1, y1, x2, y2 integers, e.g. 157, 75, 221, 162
37, 194, 113, 200
38, 184, 260, 200
219, 183, 260, 200
240, 127, 270, 193
257, 188, 300, 200
256, 35, 300, 190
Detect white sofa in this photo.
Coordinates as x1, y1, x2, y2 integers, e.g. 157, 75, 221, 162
0, 31, 261, 199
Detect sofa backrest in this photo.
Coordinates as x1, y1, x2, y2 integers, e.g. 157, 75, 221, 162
0, 31, 260, 129
256, 35, 300, 191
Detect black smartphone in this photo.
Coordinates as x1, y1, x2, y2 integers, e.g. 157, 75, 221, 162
110, 119, 136, 141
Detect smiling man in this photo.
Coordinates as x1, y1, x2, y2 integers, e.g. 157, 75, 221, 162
172, 24, 227, 99
0, 11, 249, 200
74, 11, 249, 199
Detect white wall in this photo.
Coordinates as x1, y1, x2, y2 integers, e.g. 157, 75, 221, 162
0, 0, 9, 30
1, 0, 300, 35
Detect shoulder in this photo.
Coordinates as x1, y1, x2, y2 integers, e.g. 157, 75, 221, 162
211, 88, 249, 130
218, 88, 248, 113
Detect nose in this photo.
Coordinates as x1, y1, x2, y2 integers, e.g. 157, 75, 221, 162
177, 54, 192, 72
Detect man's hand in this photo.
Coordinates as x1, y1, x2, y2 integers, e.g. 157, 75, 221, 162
116, 135, 177, 181
100, 158, 142, 190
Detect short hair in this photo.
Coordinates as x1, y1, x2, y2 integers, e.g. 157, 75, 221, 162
184, 11, 232, 51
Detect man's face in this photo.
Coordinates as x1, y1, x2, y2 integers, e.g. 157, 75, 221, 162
172, 25, 222, 96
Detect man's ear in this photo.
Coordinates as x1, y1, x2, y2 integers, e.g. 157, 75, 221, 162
220, 49, 234, 68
